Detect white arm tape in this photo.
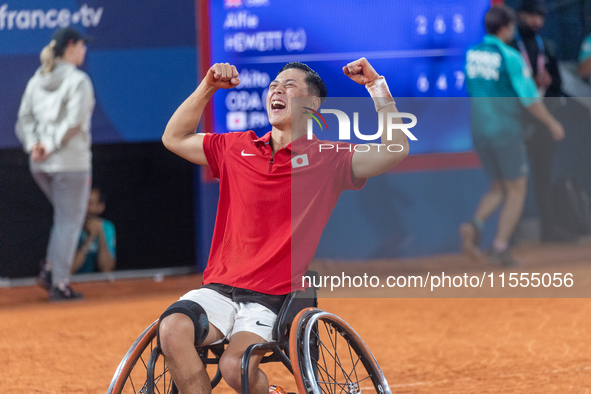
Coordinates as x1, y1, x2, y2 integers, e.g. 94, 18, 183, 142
365, 76, 396, 111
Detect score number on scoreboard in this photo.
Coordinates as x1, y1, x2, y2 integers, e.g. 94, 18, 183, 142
412, 12, 469, 96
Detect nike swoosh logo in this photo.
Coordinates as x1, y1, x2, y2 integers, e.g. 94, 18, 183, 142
241, 150, 255, 156
256, 321, 271, 327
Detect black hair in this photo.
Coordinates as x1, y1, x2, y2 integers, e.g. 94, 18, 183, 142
53, 40, 68, 58
277, 62, 327, 103
52, 27, 85, 57
485, 5, 516, 35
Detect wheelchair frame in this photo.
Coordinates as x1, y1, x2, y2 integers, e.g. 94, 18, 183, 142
107, 273, 391, 394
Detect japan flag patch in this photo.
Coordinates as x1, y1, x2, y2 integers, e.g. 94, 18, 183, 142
291, 154, 309, 168
227, 111, 247, 131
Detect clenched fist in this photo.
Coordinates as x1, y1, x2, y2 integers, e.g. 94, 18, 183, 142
205, 63, 240, 89
31, 143, 50, 162
343, 57, 379, 86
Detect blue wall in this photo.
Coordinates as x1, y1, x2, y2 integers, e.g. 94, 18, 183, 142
316, 168, 495, 259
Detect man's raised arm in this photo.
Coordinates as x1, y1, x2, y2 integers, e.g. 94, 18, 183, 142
343, 58, 409, 179
162, 63, 240, 165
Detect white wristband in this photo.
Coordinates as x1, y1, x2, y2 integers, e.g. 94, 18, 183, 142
365, 76, 395, 111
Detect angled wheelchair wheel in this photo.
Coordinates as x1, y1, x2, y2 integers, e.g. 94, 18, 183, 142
106, 320, 177, 394
290, 308, 391, 394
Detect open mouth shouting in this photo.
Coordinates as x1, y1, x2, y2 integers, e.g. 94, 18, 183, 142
271, 99, 287, 113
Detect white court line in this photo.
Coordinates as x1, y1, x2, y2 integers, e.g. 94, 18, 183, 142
239, 48, 464, 64
388, 377, 473, 388
385, 365, 591, 389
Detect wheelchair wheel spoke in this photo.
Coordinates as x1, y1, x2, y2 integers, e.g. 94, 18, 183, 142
331, 324, 338, 394
312, 327, 337, 394
154, 373, 163, 394
153, 359, 172, 394
140, 355, 148, 371
348, 340, 361, 385
312, 354, 340, 393
163, 358, 166, 394
313, 322, 359, 393
295, 312, 389, 394
109, 324, 176, 394
129, 376, 137, 394
330, 330, 350, 394
312, 327, 340, 368
316, 321, 356, 390
314, 327, 333, 394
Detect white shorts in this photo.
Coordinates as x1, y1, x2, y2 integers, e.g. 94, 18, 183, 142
179, 288, 278, 342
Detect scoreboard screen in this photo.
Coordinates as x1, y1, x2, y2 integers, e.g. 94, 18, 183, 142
208, 0, 490, 154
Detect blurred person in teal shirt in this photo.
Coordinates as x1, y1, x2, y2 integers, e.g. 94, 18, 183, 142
71, 187, 116, 274
461, 5, 564, 267
578, 34, 591, 82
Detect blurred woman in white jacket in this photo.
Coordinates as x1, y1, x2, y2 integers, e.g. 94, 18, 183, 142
16, 27, 95, 301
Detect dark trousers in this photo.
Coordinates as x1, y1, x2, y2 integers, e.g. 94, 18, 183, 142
525, 125, 556, 241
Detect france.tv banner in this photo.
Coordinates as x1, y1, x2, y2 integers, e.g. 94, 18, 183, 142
0, 0, 197, 149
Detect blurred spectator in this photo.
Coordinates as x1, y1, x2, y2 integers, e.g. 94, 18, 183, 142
512, 0, 561, 97
578, 34, 591, 81
15, 27, 95, 301
461, 5, 564, 266
510, 0, 574, 242
71, 188, 116, 274
512, 0, 577, 242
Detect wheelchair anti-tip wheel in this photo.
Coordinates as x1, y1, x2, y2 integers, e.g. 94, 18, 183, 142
106, 321, 177, 394
290, 308, 391, 394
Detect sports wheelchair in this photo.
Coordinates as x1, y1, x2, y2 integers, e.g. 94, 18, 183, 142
106, 273, 390, 394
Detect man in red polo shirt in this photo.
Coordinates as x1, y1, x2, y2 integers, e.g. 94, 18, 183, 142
159, 58, 408, 394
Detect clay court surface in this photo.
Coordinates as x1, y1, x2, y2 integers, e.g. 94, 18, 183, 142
2, 245, 591, 393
